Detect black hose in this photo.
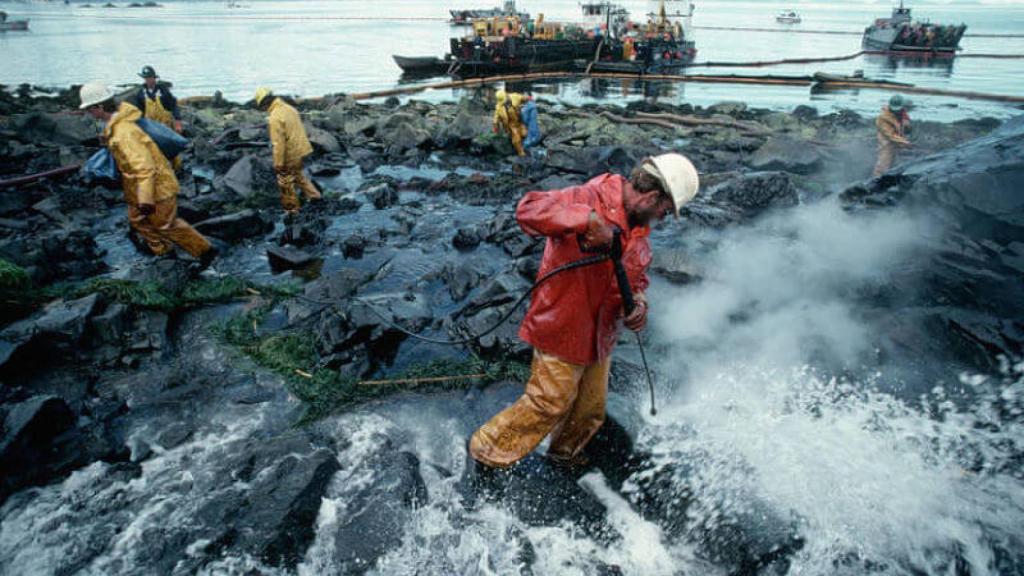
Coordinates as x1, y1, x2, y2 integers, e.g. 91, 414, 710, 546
296, 250, 659, 414
296, 253, 610, 346
636, 333, 657, 416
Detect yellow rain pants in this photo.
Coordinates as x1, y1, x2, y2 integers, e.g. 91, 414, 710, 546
276, 162, 321, 213
128, 197, 211, 258
469, 348, 611, 468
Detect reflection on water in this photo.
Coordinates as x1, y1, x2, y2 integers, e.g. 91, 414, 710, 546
864, 53, 956, 76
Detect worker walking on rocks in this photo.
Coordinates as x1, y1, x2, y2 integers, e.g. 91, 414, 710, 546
873, 94, 912, 177
79, 82, 215, 267
492, 90, 527, 157
469, 153, 700, 471
254, 87, 321, 214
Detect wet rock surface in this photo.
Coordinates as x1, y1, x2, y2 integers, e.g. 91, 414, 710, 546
0, 86, 1016, 574
841, 115, 1024, 376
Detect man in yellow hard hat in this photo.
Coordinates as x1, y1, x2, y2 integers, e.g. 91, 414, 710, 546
79, 81, 215, 267
253, 87, 321, 214
469, 153, 700, 474
873, 94, 912, 178
492, 89, 527, 157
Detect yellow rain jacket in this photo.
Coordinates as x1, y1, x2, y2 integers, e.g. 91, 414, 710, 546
876, 106, 910, 147
492, 91, 527, 156
492, 91, 525, 133
267, 97, 313, 170
873, 106, 911, 177
104, 102, 177, 206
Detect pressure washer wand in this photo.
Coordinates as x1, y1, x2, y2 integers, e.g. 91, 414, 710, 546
610, 229, 658, 416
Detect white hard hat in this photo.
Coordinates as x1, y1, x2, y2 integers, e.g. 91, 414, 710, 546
645, 153, 700, 216
78, 81, 115, 110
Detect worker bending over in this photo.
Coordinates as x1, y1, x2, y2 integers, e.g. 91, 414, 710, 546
469, 153, 700, 470
254, 87, 321, 214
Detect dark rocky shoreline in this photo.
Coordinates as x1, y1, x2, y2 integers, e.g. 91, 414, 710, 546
1, 83, 1021, 574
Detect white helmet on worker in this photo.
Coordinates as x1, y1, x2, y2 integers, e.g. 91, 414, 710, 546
78, 81, 116, 109
643, 153, 700, 217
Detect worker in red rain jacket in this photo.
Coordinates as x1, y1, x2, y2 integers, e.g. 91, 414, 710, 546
469, 153, 700, 470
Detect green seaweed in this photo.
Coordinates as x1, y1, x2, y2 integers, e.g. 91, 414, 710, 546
0, 259, 31, 292
218, 306, 529, 424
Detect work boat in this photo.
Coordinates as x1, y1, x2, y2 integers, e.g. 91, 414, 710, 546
862, 0, 966, 54
393, 0, 697, 79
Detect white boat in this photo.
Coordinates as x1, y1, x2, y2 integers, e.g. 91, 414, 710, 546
776, 10, 801, 24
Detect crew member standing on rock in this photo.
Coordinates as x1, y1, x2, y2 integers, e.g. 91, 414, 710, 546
493, 89, 527, 157
253, 87, 322, 215
469, 153, 700, 471
873, 94, 912, 178
79, 82, 216, 267
131, 66, 183, 134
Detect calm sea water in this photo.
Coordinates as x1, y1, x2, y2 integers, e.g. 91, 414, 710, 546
1, 0, 1022, 119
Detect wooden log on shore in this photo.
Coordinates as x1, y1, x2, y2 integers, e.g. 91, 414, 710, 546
633, 111, 770, 135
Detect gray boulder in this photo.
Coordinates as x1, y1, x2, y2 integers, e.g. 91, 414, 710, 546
0, 293, 101, 372
708, 171, 799, 216
194, 209, 273, 241
304, 121, 341, 154
13, 112, 97, 146
364, 182, 398, 209
452, 226, 481, 251
377, 113, 431, 151
437, 102, 491, 146
682, 171, 799, 227
331, 451, 427, 572
748, 136, 822, 174
230, 434, 340, 568
0, 395, 82, 504
220, 154, 277, 199
267, 245, 317, 271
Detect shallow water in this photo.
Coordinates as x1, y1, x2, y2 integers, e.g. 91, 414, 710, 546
2, 0, 1022, 120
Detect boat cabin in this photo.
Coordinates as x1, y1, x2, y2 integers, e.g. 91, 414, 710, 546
472, 16, 522, 39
